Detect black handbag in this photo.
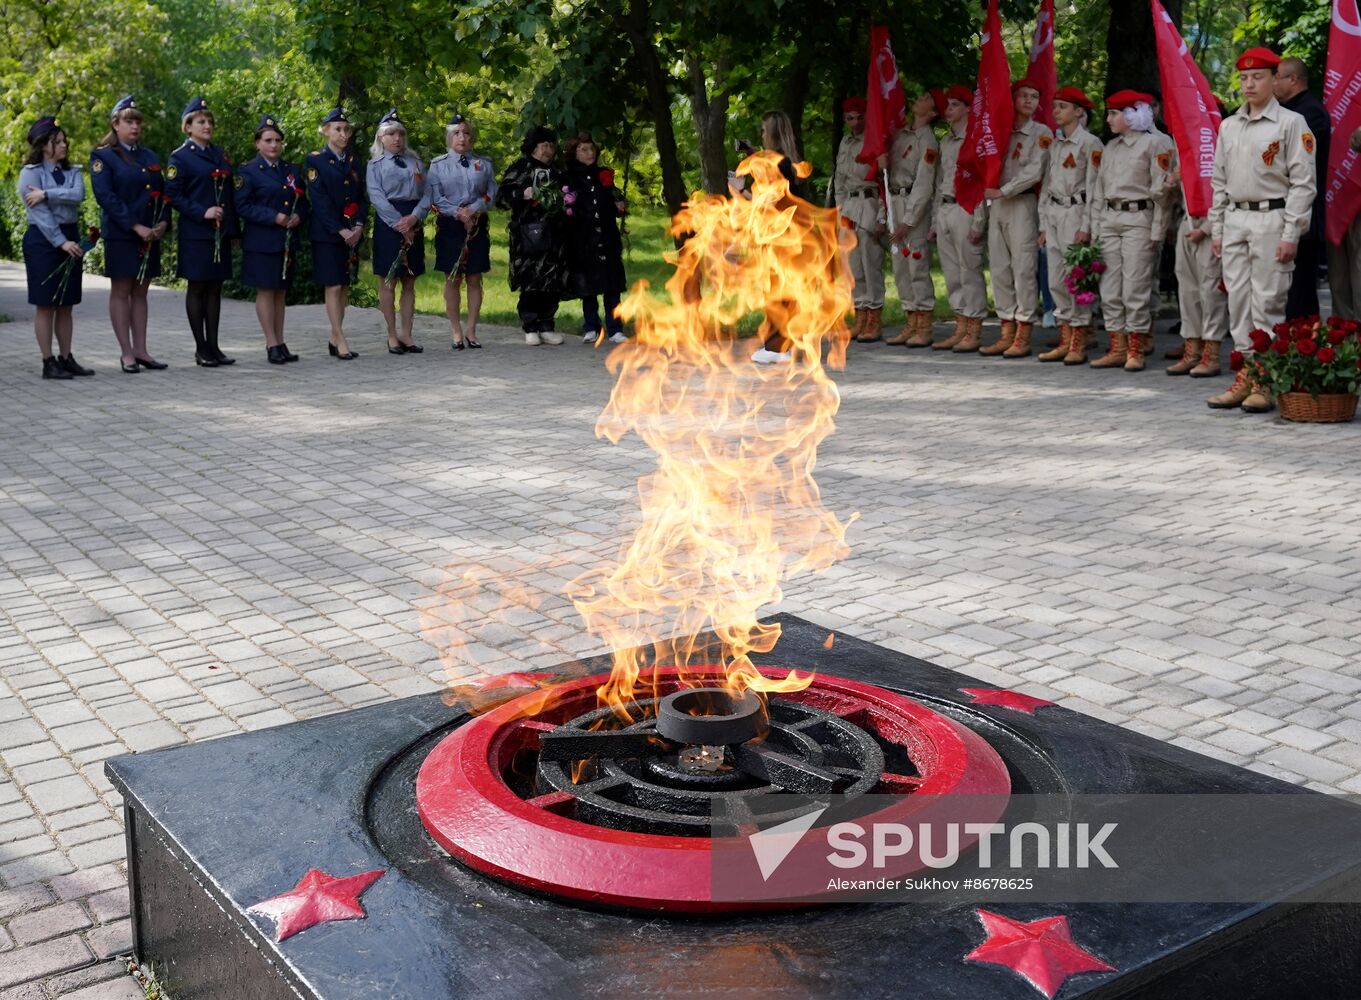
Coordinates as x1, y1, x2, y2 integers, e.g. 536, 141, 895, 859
518, 219, 552, 256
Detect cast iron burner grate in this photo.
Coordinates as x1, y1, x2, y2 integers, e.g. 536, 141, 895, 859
416, 668, 1012, 912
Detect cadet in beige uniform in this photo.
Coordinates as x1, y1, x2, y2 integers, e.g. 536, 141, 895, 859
981, 79, 1053, 358
882, 89, 942, 347
1166, 143, 1230, 377
1209, 48, 1317, 413
1037, 86, 1102, 364
832, 97, 887, 341
928, 85, 988, 352
1089, 90, 1174, 372
1327, 126, 1361, 321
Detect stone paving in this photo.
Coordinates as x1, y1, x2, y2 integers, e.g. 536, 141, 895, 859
1, 260, 1360, 996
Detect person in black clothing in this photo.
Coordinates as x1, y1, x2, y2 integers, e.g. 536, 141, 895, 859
563, 132, 627, 344
495, 126, 568, 346
1274, 57, 1330, 320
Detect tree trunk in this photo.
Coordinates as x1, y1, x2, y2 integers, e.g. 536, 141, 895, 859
617, 1, 687, 215
1105, 0, 1183, 92
338, 72, 366, 109
780, 38, 816, 159
685, 52, 732, 196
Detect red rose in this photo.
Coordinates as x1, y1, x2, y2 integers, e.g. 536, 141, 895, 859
1248, 330, 1271, 352
1272, 322, 1289, 336
1229, 350, 1244, 371
599, 168, 615, 187
1272, 338, 1290, 355
1328, 328, 1347, 345
1317, 346, 1336, 364
1298, 337, 1317, 356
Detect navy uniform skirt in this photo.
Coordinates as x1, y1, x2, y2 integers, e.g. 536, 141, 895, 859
176, 235, 233, 282
241, 242, 296, 290
104, 236, 161, 282
25, 224, 83, 307
434, 215, 491, 275
310, 240, 353, 287
372, 199, 426, 279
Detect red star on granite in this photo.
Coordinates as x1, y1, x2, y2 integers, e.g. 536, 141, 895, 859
959, 688, 1057, 714
965, 909, 1116, 997
248, 868, 385, 941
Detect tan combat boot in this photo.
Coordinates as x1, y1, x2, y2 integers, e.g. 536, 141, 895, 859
858, 308, 883, 342
1241, 379, 1275, 414
1038, 323, 1072, 362
906, 312, 934, 347
1206, 368, 1253, 409
849, 308, 867, 340
1164, 341, 1184, 360
1089, 332, 1128, 368
1004, 322, 1034, 358
953, 317, 983, 352
1188, 339, 1221, 378
1166, 338, 1203, 376
1123, 331, 1149, 371
934, 316, 965, 350
884, 313, 913, 346
979, 320, 1016, 356
1063, 327, 1089, 365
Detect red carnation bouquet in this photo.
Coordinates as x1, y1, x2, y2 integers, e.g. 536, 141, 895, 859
138, 193, 169, 283
46, 226, 100, 300
342, 201, 361, 281
1236, 316, 1361, 399
210, 167, 231, 262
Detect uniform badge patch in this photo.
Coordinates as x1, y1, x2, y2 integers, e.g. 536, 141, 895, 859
91, 159, 104, 173
924, 149, 937, 165
1302, 132, 1315, 155
1012, 142, 1023, 160
1092, 150, 1102, 167
1156, 152, 1171, 170
1038, 134, 1052, 149
474, 161, 482, 171
165, 165, 178, 180
234, 175, 244, 190
307, 167, 318, 181
1063, 153, 1076, 169
1262, 140, 1280, 166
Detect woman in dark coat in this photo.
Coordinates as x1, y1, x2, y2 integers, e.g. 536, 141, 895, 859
563, 132, 627, 344
165, 96, 240, 367
495, 126, 568, 346
234, 114, 308, 364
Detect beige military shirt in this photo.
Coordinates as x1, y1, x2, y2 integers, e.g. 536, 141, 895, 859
998, 118, 1054, 198
1208, 96, 1316, 242
1039, 123, 1102, 234
833, 132, 882, 229
887, 125, 938, 230
1092, 128, 1175, 238
935, 121, 988, 232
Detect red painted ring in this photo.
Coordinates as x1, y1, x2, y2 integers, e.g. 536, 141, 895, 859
416, 669, 1010, 912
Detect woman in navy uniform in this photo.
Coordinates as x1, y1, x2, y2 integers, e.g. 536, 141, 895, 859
19, 117, 93, 380
367, 110, 429, 354
234, 114, 308, 365
496, 126, 568, 346
90, 96, 169, 373
166, 96, 239, 367
306, 107, 367, 360
563, 131, 627, 344
426, 112, 496, 349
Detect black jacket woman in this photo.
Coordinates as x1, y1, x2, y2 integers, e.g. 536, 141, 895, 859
495, 125, 568, 346
563, 132, 627, 344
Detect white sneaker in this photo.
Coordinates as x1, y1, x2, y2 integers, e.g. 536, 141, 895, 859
1042, 309, 1056, 329
752, 348, 791, 365
609, 332, 628, 344
582, 330, 597, 344
525, 332, 542, 346
539, 330, 564, 346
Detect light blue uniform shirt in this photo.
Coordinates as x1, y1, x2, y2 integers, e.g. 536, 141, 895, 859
18, 162, 85, 247
426, 151, 498, 218
365, 151, 431, 227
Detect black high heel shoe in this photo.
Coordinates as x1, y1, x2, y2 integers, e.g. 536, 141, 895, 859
388, 341, 408, 355
121, 360, 141, 373
466, 338, 482, 349
133, 356, 167, 370
328, 343, 358, 361
277, 343, 299, 362
451, 340, 465, 351
402, 342, 424, 354
195, 352, 220, 368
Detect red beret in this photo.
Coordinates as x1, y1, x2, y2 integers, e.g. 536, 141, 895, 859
1106, 89, 1153, 110
1054, 86, 1093, 110
946, 84, 973, 105
1236, 47, 1280, 71
929, 87, 947, 118
1012, 77, 1040, 94
842, 96, 867, 113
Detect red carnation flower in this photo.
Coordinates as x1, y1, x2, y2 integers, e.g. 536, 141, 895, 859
912, 251, 923, 259
1229, 350, 1244, 371
1248, 330, 1271, 352
1298, 338, 1317, 356
342, 201, 359, 219
147, 164, 161, 173
1317, 346, 1336, 364
599, 168, 615, 187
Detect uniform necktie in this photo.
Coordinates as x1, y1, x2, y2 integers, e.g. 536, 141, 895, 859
52, 168, 65, 185
459, 154, 469, 168
394, 155, 407, 169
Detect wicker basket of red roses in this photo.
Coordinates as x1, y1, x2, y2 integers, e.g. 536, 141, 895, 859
1236, 316, 1361, 423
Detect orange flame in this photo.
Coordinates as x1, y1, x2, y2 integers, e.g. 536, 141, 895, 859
567, 151, 855, 721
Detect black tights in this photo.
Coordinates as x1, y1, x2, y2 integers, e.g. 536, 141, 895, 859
186, 280, 223, 356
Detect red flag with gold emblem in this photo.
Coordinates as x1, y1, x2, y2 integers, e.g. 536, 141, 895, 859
858, 25, 907, 180
1325, 0, 1361, 243
1151, 0, 1221, 217
956, 0, 1013, 213
1026, 0, 1058, 130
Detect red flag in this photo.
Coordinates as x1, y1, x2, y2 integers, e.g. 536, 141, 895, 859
956, 0, 1013, 213
858, 25, 907, 179
1325, 0, 1361, 243
1151, 0, 1221, 217
1025, 0, 1057, 130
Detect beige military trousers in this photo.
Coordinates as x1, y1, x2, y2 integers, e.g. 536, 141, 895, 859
988, 193, 1041, 323
847, 219, 886, 309
1328, 213, 1361, 321
936, 203, 988, 319
1221, 207, 1293, 351
1173, 219, 1228, 342
1098, 208, 1157, 333
890, 230, 935, 312
1043, 202, 1093, 326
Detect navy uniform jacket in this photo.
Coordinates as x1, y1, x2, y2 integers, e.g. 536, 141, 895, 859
234, 156, 309, 254
306, 146, 367, 244
89, 145, 164, 242
165, 141, 240, 240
